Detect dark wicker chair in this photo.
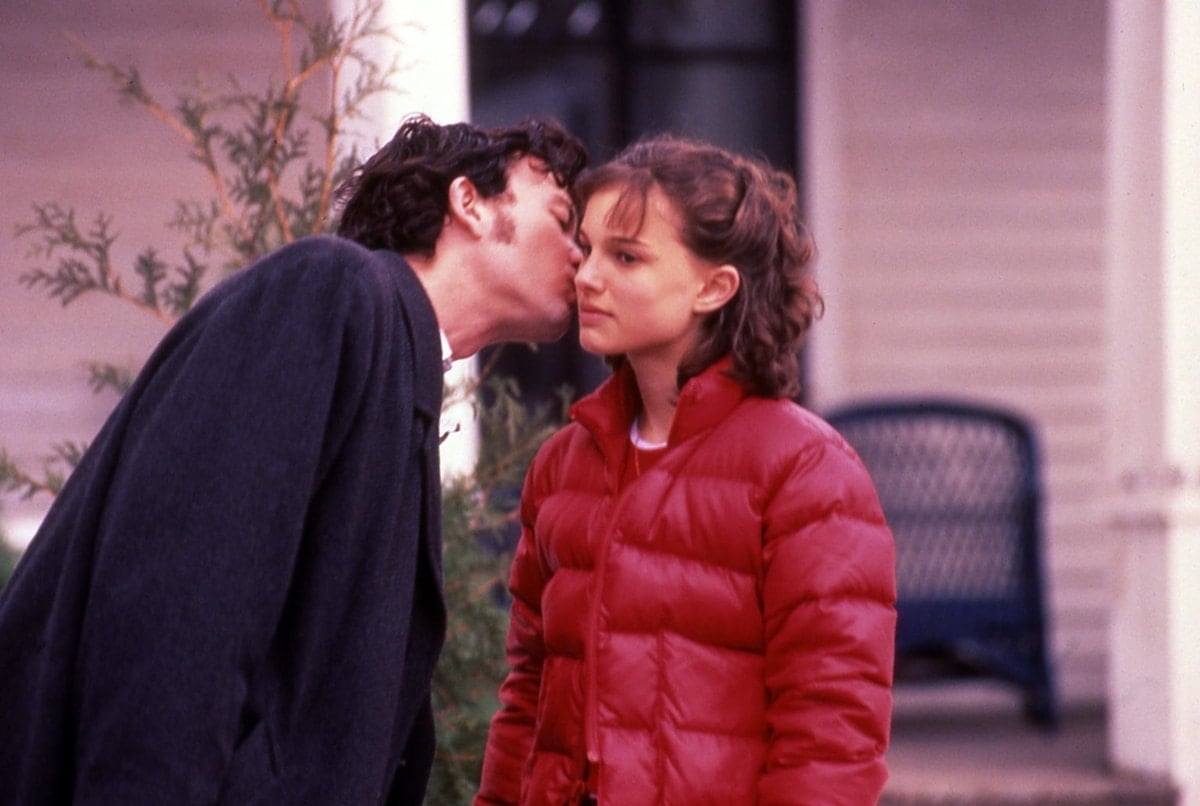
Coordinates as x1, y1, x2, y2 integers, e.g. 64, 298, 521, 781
825, 399, 1058, 728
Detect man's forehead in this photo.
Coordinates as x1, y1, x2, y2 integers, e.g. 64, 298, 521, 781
509, 157, 572, 200
509, 155, 555, 183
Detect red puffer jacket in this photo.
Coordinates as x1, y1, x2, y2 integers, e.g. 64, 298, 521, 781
476, 360, 896, 806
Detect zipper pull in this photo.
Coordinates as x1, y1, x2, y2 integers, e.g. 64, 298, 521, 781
584, 753, 601, 797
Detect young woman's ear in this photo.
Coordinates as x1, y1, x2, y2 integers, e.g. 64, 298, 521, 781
446, 175, 488, 238
694, 265, 741, 314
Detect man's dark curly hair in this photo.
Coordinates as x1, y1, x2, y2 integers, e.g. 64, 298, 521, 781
335, 114, 588, 257
577, 134, 823, 400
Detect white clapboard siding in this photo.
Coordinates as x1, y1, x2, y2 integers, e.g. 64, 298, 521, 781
807, 0, 1109, 706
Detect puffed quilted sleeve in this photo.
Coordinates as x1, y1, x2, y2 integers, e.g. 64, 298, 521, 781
758, 431, 897, 806
475, 459, 551, 806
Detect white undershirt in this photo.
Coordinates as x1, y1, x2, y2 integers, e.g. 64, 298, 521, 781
630, 421, 668, 451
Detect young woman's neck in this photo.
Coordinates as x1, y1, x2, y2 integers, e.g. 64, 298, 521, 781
628, 354, 681, 445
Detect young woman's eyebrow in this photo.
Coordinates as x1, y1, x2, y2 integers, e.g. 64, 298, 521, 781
606, 234, 646, 248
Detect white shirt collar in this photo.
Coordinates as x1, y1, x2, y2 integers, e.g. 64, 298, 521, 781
439, 329, 454, 374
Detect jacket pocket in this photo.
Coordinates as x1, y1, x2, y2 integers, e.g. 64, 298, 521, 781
216, 719, 283, 805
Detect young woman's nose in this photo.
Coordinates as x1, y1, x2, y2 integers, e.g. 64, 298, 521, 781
575, 252, 601, 292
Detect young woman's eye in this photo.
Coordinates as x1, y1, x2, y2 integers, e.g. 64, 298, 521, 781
616, 251, 637, 265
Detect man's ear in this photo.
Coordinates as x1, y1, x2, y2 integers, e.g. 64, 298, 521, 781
694, 264, 741, 314
447, 175, 487, 238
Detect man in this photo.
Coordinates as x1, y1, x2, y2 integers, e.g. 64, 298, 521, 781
0, 114, 587, 804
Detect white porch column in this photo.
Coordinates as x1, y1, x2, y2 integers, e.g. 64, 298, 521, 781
334, 0, 470, 130
800, 0, 849, 410
1106, 1, 1200, 802
331, 0, 477, 480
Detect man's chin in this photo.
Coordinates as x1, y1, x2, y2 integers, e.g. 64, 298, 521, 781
521, 308, 572, 344
541, 319, 571, 343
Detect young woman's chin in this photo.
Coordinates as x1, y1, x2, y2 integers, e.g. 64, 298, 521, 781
578, 332, 620, 359
578, 328, 603, 351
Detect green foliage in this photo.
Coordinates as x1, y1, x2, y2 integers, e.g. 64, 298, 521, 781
0, 514, 19, 592
3, 3, 556, 801
0, 444, 80, 500
429, 478, 512, 803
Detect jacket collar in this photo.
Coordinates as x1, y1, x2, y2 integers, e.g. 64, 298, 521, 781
570, 357, 747, 464
374, 249, 443, 422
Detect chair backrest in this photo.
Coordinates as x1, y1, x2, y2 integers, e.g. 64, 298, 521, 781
825, 398, 1057, 726
826, 400, 1040, 609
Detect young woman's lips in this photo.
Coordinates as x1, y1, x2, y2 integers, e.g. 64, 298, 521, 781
576, 305, 610, 326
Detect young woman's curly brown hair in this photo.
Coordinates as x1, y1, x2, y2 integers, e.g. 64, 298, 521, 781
576, 134, 823, 399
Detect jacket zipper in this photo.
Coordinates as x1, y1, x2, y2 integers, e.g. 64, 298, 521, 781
582, 420, 654, 800
584, 451, 635, 800
584, 513, 612, 796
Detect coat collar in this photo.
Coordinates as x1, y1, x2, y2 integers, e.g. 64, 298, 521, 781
373, 250, 443, 422
570, 357, 747, 464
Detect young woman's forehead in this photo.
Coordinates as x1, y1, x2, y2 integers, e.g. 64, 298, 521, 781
581, 181, 639, 232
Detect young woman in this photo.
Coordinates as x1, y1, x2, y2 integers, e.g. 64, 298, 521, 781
476, 135, 896, 806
